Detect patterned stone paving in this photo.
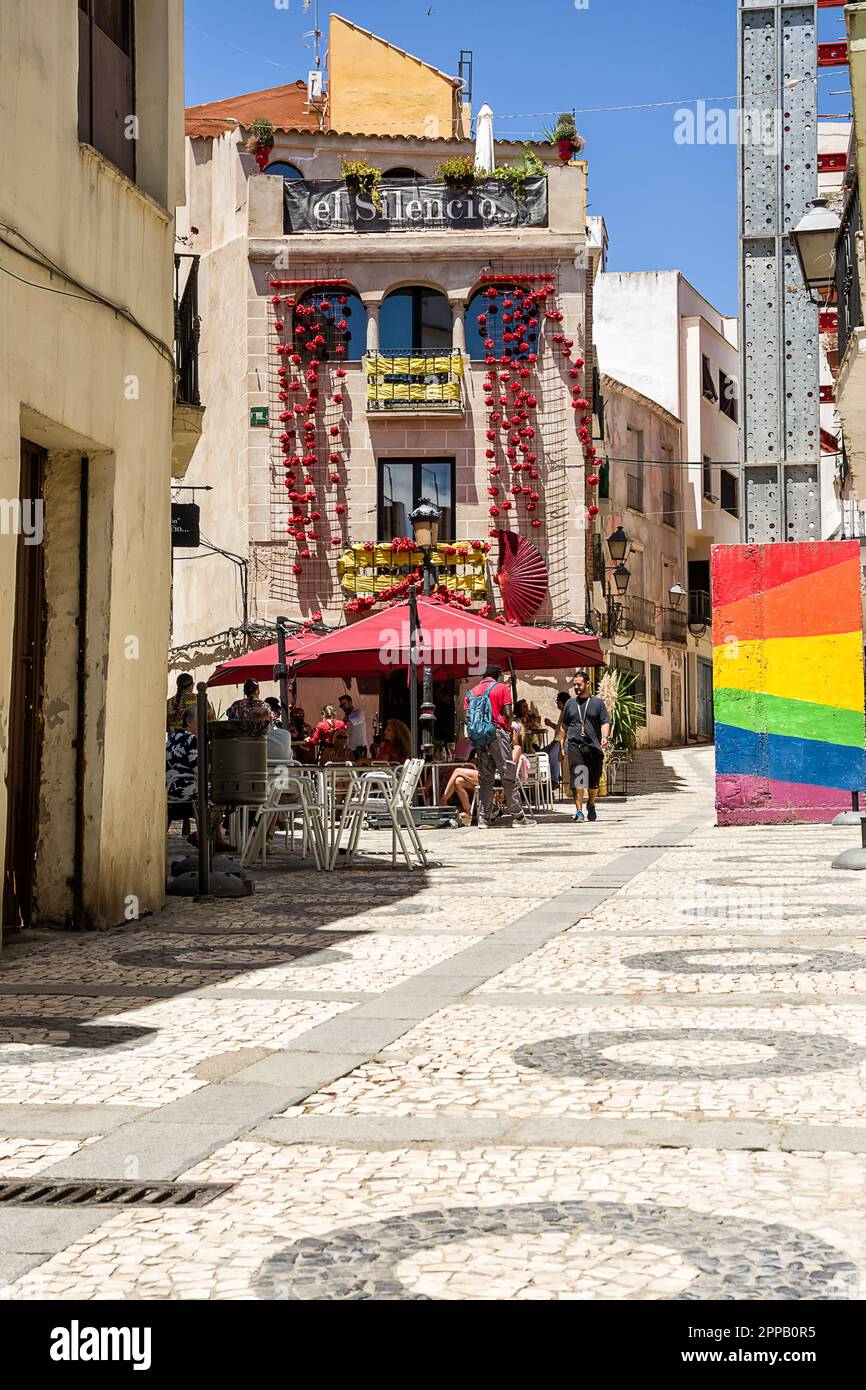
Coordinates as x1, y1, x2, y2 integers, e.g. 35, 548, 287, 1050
2, 746, 866, 1300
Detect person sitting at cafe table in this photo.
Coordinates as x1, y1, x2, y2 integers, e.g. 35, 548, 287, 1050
167, 672, 214, 734
165, 706, 234, 851
227, 679, 273, 728
438, 756, 479, 827
375, 718, 412, 763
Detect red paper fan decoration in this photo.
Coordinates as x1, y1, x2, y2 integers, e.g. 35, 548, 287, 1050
493, 530, 549, 623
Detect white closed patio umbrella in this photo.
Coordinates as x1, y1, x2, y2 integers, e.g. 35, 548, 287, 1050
475, 101, 495, 176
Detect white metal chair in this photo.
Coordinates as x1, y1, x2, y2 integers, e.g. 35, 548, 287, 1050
524, 752, 554, 811
240, 768, 326, 870
342, 758, 428, 869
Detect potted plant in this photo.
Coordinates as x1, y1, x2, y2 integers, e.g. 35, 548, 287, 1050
546, 112, 579, 164
340, 157, 384, 214
493, 145, 547, 202
434, 154, 478, 191
246, 117, 275, 172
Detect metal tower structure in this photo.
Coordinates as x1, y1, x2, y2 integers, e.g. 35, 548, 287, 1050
738, 1, 821, 542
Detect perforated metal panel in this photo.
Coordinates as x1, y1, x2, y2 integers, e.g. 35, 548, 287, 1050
738, 1, 821, 541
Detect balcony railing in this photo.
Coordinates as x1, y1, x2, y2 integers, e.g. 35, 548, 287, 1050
174, 254, 201, 407
282, 176, 549, 235
688, 589, 712, 626
365, 350, 464, 411
662, 608, 688, 644
625, 594, 656, 636
836, 180, 862, 361
627, 474, 644, 512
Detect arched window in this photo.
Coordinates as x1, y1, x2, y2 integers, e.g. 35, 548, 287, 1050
466, 283, 540, 361
382, 167, 423, 181
380, 287, 452, 353
293, 287, 365, 362
266, 161, 303, 179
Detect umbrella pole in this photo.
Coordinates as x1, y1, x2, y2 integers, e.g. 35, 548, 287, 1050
508, 657, 519, 714
275, 616, 291, 754
408, 585, 420, 759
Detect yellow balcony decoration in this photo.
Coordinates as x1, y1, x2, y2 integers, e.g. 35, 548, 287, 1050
451, 351, 464, 378
442, 380, 460, 402
374, 543, 395, 566
394, 382, 410, 401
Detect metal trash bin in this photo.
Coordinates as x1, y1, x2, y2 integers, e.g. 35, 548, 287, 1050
209, 721, 268, 806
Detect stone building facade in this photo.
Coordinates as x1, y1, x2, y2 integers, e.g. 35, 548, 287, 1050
172, 21, 593, 732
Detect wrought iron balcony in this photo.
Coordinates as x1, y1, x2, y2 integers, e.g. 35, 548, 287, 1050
174, 254, 201, 407
688, 589, 712, 626
625, 594, 657, 636
282, 176, 549, 235
836, 180, 862, 362
365, 350, 464, 412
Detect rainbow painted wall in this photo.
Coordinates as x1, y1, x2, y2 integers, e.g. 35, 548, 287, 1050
713, 542, 866, 826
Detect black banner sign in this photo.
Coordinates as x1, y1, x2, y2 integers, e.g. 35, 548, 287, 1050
171, 502, 200, 548
283, 176, 548, 234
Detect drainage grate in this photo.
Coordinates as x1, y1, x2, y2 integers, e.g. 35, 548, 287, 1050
0, 1179, 232, 1208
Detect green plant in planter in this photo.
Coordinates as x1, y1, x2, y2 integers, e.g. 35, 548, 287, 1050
340, 157, 384, 213
434, 154, 478, 190
494, 145, 547, 202
544, 112, 581, 163
598, 669, 644, 761
246, 117, 275, 151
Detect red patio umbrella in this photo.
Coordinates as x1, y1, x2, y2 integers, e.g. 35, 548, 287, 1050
263, 598, 602, 681
209, 629, 322, 687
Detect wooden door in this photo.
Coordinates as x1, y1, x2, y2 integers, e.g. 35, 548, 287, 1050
3, 442, 47, 930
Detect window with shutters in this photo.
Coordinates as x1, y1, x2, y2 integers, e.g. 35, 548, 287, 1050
78, 0, 136, 182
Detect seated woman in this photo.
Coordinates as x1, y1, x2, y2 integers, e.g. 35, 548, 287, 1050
375, 718, 412, 763
438, 760, 479, 827
166, 707, 234, 850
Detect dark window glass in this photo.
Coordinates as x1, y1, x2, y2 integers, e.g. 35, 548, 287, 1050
720, 469, 739, 517
466, 284, 540, 361
378, 459, 455, 542
382, 167, 423, 180
650, 663, 663, 717
719, 369, 738, 422
380, 289, 452, 353
293, 288, 365, 362
266, 161, 304, 179
701, 355, 718, 402
702, 456, 714, 500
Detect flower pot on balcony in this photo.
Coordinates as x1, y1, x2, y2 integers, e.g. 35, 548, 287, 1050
557, 139, 575, 163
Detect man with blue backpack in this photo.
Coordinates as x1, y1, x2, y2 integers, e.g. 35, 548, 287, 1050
464, 663, 533, 828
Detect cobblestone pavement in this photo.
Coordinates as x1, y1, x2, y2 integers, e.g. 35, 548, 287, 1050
2, 746, 866, 1300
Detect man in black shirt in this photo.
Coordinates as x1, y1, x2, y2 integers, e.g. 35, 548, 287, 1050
559, 669, 611, 823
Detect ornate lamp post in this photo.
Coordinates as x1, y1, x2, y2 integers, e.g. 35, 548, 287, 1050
408, 499, 442, 761
603, 526, 633, 646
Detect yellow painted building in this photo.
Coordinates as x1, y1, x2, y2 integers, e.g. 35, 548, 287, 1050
328, 13, 469, 139
0, 0, 195, 941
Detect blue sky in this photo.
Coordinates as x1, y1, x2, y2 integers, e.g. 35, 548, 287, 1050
184, 0, 851, 317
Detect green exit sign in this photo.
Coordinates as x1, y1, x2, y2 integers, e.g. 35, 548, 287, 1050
250, 405, 269, 427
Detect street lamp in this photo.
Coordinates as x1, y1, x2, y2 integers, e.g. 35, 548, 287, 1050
409, 498, 443, 762
599, 526, 633, 646
792, 197, 841, 302
607, 524, 632, 565
668, 582, 686, 610
409, 498, 442, 551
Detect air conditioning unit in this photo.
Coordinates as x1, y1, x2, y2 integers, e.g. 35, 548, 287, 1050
307, 70, 323, 102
